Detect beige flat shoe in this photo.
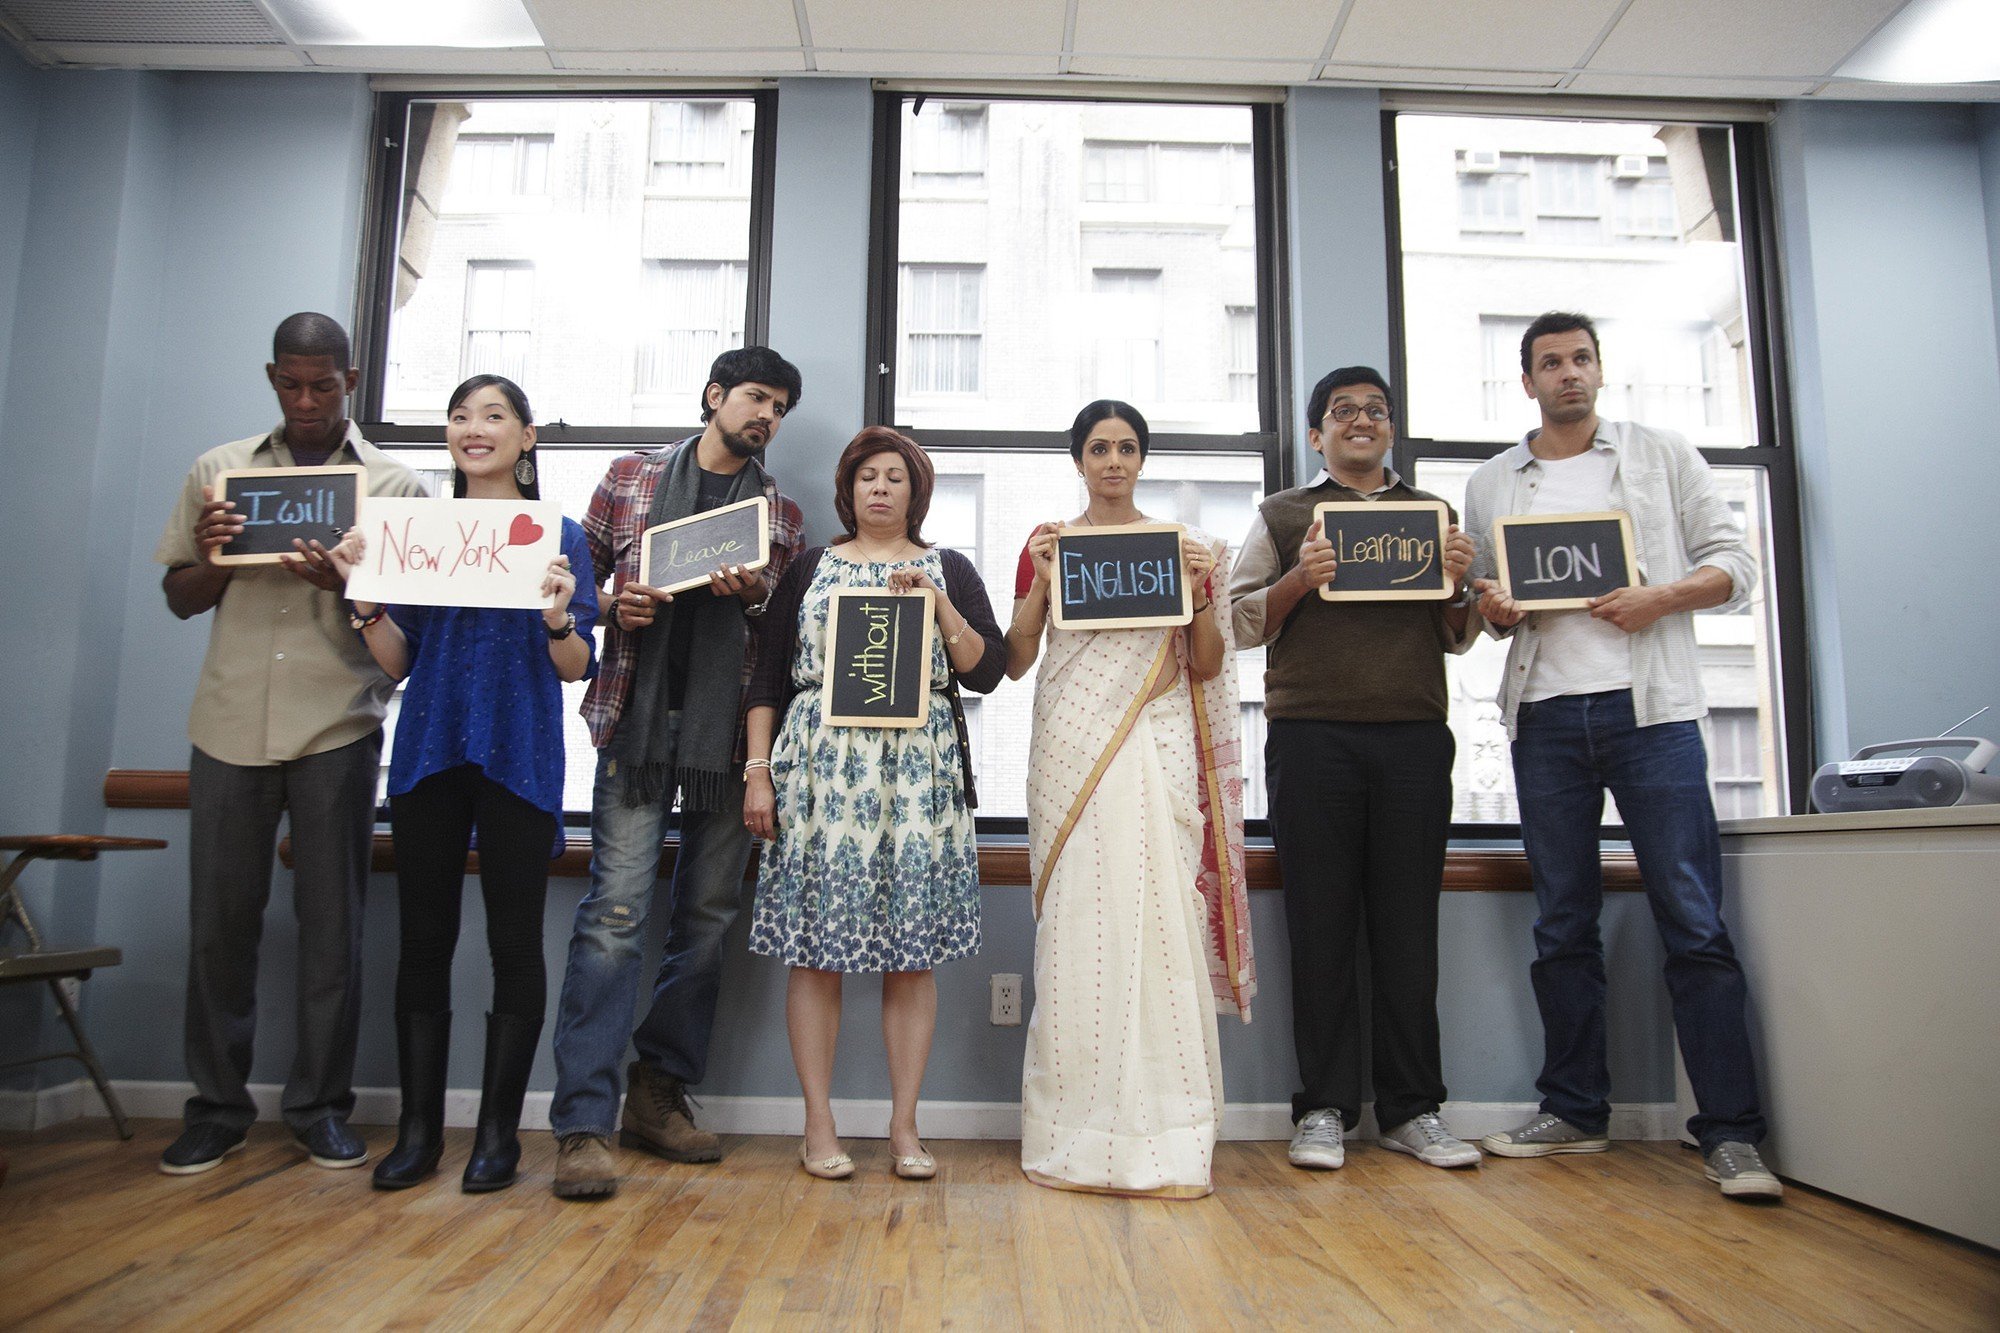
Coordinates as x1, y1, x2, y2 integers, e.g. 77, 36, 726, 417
892, 1146, 936, 1180
800, 1142, 854, 1180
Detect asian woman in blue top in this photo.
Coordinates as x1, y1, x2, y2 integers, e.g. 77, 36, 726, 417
330, 374, 598, 1193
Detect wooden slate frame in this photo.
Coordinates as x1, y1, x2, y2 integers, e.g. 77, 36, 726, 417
821, 587, 935, 729
1049, 521, 1192, 631
208, 465, 366, 566
638, 495, 771, 595
1313, 499, 1454, 602
1493, 510, 1640, 611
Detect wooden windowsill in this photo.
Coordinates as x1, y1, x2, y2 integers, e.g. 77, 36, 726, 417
104, 768, 1642, 890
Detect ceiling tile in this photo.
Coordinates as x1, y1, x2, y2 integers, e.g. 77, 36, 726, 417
556, 47, 807, 71
1317, 63, 1562, 88
37, 42, 308, 68
527, 0, 800, 52
1811, 78, 2000, 101
1068, 54, 1314, 82
1564, 71, 1820, 98
1332, 0, 1623, 72
814, 49, 1059, 74
0, 0, 284, 44
1588, 0, 1905, 79
302, 46, 557, 70
808, 0, 1066, 55
1072, 0, 1333, 62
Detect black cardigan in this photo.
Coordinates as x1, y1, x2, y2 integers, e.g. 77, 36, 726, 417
745, 544, 1007, 805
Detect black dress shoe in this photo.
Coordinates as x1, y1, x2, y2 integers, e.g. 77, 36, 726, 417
159, 1123, 247, 1176
294, 1115, 369, 1169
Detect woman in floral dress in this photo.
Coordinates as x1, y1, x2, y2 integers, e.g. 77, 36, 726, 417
743, 426, 1005, 1181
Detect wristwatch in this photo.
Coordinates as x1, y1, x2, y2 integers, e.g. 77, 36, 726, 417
1449, 581, 1478, 608
546, 612, 576, 640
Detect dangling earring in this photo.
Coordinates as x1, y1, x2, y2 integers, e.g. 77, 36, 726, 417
514, 451, 537, 490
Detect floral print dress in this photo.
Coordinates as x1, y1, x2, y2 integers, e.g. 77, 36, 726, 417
748, 547, 981, 972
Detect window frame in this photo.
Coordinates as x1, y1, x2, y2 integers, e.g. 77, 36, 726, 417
864, 90, 1292, 836
352, 89, 780, 824
1382, 109, 1812, 833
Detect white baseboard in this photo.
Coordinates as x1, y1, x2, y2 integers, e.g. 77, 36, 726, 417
42, 1080, 1681, 1143
0, 1078, 94, 1132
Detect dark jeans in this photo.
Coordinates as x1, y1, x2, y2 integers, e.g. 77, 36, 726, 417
389, 765, 556, 1021
549, 726, 755, 1139
183, 734, 379, 1134
1512, 689, 1766, 1152
1268, 717, 1454, 1131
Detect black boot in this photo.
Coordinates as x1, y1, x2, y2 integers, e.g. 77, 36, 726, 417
462, 1011, 542, 1193
372, 1011, 450, 1190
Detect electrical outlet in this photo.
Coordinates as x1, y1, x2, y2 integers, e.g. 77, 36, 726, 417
990, 972, 1022, 1025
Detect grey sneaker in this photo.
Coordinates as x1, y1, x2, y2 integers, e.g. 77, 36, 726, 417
1480, 1113, 1610, 1158
1288, 1108, 1345, 1170
1705, 1141, 1783, 1200
1379, 1112, 1482, 1168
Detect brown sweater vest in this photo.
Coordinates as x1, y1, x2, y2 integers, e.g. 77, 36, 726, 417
1259, 481, 1458, 724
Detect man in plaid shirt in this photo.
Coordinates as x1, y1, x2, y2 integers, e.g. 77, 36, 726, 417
549, 347, 806, 1199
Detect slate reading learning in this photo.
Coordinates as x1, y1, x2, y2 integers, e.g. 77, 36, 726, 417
822, 588, 935, 728
1312, 500, 1453, 601
209, 465, 364, 565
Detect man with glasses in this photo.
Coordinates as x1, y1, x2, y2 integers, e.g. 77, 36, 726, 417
1229, 366, 1480, 1173
1465, 312, 1779, 1200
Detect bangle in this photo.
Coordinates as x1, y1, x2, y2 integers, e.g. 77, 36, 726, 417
1192, 600, 1211, 613
348, 604, 386, 631
744, 759, 772, 773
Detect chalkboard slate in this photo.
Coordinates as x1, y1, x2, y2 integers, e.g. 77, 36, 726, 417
1494, 510, 1638, 610
822, 588, 935, 729
1050, 522, 1191, 630
1313, 500, 1453, 602
639, 495, 771, 595
210, 465, 365, 565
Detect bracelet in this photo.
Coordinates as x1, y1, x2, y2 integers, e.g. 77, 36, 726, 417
1192, 600, 1211, 613
944, 622, 972, 647
744, 759, 772, 773
348, 604, 386, 631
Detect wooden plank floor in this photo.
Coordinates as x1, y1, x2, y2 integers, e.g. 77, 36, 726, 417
2, 1121, 1996, 1330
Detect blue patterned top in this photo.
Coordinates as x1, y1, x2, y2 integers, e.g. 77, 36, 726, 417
385, 517, 599, 825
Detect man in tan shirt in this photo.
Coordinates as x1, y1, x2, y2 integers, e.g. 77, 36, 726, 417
154, 312, 424, 1176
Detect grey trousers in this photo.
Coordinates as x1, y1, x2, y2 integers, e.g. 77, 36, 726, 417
183, 734, 380, 1133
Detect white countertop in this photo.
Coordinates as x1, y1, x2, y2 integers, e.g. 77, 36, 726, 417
1720, 805, 2000, 836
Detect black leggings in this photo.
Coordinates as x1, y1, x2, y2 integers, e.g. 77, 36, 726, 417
390, 766, 556, 1020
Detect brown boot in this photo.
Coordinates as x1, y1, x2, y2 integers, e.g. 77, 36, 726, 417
552, 1133, 617, 1199
619, 1061, 721, 1163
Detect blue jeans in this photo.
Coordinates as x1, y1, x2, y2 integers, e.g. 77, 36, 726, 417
549, 735, 754, 1138
1511, 690, 1765, 1153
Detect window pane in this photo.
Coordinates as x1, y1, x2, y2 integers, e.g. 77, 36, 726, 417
897, 100, 1260, 434
1415, 457, 1786, 823
927, 448, 1267, 818
382, 98, 757, 427
1400, 115, 1757, 449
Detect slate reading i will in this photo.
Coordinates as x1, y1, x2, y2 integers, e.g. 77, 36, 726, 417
209, 465, 364, 565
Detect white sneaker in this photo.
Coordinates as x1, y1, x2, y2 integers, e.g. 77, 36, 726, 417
1288, 1108, 1345, 1170
1379, 1112, 1482, 1168
1705, 1141, 1783, 1200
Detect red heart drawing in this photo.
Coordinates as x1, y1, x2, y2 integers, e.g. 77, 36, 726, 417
508, 513, 545, 547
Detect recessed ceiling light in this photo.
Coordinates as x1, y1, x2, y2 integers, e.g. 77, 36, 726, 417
1838, 0, 2000, 84
265, 0, 543, 48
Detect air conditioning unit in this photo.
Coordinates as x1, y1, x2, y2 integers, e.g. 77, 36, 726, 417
1613, 153, 1651, 180
1460, 149, 1499, 175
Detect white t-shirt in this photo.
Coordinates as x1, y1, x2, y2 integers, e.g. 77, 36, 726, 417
1520, 447, 1634, 702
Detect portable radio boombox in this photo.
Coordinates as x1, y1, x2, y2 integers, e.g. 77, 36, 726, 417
1810, 736, 2000, 813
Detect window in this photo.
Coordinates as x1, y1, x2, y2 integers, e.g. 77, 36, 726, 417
461, 262, 534, 385
906, 102, 987, 195
1393, 111, 1807, 823
359, 94, 772, 817
870, 94, 1285, 826
636, 260, 747, 406
899, 265, 984, 396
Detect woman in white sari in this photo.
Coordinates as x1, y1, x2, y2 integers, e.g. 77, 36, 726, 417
1006, 400, 1256, 1199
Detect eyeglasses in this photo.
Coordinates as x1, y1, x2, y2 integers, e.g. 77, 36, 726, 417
1325, 403, 1390, 423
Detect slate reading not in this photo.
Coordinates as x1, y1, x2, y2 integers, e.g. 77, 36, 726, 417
1494, 511, 1638, 610
822, 588, 935, 729
1313, 500, 1453, 601
210, 465, 365, 565
1051, 523, 1191, 630
639, 495, 771, 595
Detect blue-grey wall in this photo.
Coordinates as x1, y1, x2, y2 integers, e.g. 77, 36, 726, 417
1977, 105, 2000, 369
1772, 101, 2000, 764
26, 69, 2000, 1119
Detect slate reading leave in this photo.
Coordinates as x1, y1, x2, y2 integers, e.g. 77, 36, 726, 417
639, 496, 771, 595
